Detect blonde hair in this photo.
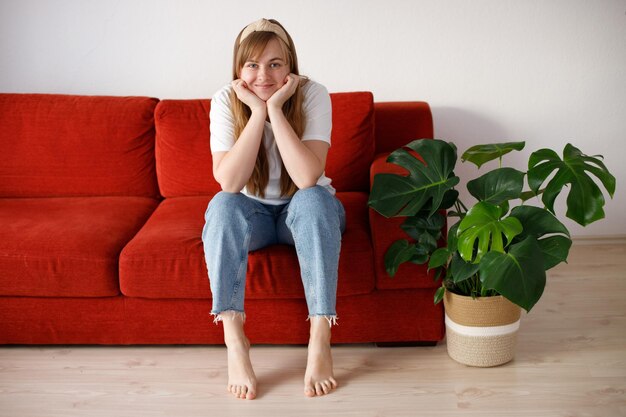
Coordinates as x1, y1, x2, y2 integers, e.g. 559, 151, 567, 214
230, 19, 306, 198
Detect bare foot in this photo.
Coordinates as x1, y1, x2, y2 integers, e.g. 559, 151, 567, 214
225, 336, 257, 400
304, 318, 338, 397
219, 312, 256, 400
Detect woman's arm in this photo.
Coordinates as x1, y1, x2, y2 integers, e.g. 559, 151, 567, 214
267, 75, 329, 189
212, 81, 267, 192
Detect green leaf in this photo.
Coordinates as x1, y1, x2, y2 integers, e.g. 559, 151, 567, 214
537, 235, 572, 270
368, 139, 460, 218
527, 144, 616, 226
434, 286, 446, 304
509, 205, 570, 240
440, 189, 460, 210
450, 252, 480, 284
400, 212, 445, 245
461, 142, 525, 168
428, 247, 450, 270
409, 245, 430, 264
467, 167, 525, 205
457, 202, 523, 263
433, 267, 443, 281
384, 240, 417, 277
479, 237, 546, 312
510, 205, 572, 270
447, 221, 460, 252
499, 201, 510, 217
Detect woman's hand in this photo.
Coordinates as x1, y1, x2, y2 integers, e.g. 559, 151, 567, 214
231, 79, 266, 112
267, 74, 300, 110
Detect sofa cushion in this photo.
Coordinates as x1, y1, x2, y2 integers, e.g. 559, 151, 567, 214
0, 93, 160, 198
373, 101, 433, 154
154, 92, 375, 197
0, 197, 159, 297
119, 192, 374, 299
325, 92, 375, 192
154, 99, 221, 197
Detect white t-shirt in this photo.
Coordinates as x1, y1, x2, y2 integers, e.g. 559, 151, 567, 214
210, 79, 334, 205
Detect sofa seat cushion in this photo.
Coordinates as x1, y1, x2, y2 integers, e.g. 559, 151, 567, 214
0, 197, 159, 297
119, 192, 374, 300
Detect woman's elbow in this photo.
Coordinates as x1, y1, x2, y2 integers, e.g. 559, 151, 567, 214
294, 167, 325, 189
294, 177, 319, 190
214, 174, 243, 193
220, 185, 242, 193
219, 181, 244, 193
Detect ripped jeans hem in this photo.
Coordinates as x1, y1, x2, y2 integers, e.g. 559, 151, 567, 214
307, 315, 339, 327
210, 312, 338, 327
210, 310, 246, 325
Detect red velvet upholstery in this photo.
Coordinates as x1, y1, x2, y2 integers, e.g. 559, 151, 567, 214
0, 92, 444, 346
0, 94, 159, 198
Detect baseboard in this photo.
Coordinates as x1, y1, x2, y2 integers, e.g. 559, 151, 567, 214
571, 235, 626, 245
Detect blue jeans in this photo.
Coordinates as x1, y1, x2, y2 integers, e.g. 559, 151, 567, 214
202, 186, 346, 325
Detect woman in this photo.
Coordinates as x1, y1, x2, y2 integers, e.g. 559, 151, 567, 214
202, 18, 345, 400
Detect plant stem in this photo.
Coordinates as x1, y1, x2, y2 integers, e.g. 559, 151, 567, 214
457, 199, 469, 214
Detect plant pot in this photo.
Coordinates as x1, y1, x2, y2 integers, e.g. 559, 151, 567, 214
443, 291, 521, 367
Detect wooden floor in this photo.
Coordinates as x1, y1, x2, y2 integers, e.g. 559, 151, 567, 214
1, 242, 625, 417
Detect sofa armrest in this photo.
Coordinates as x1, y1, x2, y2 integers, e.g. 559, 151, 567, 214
369, 152, 441, 291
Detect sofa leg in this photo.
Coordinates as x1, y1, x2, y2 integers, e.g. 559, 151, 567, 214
375, 341, 438, 347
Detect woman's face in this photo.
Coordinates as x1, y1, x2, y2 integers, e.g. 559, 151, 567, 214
239, 38, 291, 101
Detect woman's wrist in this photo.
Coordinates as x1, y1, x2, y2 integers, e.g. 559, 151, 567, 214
266, 104, 284, 120
250, 103, 268, 118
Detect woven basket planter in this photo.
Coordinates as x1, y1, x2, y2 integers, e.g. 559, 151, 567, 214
443, 291, 522, 367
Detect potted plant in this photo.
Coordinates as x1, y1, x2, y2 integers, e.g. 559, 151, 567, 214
368, 139, 615, 366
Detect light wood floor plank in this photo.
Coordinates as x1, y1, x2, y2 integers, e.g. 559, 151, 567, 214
1, 242, 625, 416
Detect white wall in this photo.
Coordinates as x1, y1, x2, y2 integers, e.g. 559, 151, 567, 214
2, 0, 625, 237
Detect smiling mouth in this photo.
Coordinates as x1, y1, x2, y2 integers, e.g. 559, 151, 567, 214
255, 84, 275, 89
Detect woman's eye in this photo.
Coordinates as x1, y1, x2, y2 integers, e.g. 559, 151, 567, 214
270, 63, 282, 68
247, 63, 258, 69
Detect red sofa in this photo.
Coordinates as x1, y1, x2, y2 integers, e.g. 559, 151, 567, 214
0, 92, 444, 345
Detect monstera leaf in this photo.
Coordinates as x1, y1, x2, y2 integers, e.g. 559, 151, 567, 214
368, 139, 460, 218
457, 202, 523, 264
479, 236, 546, 312
467, 167, 525, 205
528, 144, 616, 226
450, 252, 481, 284
461, 142, 525, 168
510, 205, 572, 270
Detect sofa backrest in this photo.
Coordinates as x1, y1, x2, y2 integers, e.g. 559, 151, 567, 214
374, 101, 433, 154
0, 93, 160, 198
155, 91, 376, 197
0, 92, 432, 199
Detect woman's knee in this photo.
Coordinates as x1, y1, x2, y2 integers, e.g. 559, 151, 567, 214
205, 192, 251, 221
203, 192, 256, 243
287, 186, 343, 227
289, 186, 335, 213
